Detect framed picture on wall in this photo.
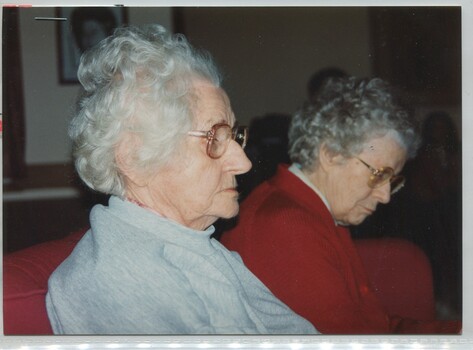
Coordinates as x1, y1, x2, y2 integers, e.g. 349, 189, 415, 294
56, 7, 127, 84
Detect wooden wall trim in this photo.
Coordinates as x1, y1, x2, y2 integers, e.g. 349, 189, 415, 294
3, 163, 80, 192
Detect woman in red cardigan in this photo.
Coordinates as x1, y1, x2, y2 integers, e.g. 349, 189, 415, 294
221, 76, 460, 334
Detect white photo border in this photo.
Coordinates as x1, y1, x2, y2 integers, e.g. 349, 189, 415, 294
1, 0, 472, 349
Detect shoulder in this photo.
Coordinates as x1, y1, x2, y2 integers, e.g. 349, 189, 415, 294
240, 181, 330, 232
224, 190, 335, 256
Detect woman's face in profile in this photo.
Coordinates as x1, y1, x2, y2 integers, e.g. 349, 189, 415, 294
146, 81, 252, 230
324, 134, 407, 226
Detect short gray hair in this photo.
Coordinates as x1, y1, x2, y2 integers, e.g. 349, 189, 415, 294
69, 24, 222, 197
288, 77, 420, 170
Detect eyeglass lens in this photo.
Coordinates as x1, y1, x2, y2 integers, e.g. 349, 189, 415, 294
389, 175, 405, 194
208, 125, 230, 158
367, 168, 393, 188
208, 124, 247, 158
367, 168, 405, 194
233, 126, 248, 148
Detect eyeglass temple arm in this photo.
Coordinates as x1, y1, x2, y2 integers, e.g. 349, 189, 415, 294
187, 130, 211, 138
355, 157, 378, 174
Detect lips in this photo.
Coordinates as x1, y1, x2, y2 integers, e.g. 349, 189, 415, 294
223, 187, 237, 191
222, 180, 238, 192
363, 206, 375, 214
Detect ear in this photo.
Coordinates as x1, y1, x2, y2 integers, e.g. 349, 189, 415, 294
318, 143, 345, 172
115, 133, 147, 187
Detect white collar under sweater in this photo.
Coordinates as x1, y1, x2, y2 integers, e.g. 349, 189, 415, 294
288, 163, 339, 225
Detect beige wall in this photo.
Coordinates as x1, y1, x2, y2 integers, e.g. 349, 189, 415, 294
13, 6, 464, 166
19, 7, 373, 165
181, 7, 373, 124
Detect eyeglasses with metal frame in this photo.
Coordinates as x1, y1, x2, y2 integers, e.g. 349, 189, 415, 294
356, 157, 405, 194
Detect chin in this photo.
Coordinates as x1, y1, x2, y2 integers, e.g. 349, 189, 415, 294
341, 213, 369, 226
351, 216, 369, 226
218, 204, 240, 219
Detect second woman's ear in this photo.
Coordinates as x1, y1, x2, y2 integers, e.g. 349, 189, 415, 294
318, 143, 345, 172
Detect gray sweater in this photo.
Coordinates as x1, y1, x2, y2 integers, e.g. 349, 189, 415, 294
46, 196, 317, 334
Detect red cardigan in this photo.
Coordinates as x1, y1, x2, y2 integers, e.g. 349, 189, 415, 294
222, 164, 459, 334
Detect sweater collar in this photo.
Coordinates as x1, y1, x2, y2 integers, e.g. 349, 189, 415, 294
99, 196, 216, 252
288, 163, 333, 215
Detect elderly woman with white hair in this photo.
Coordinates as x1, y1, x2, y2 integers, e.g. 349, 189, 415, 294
45, 24, 317, 335
222, 76, 461, 334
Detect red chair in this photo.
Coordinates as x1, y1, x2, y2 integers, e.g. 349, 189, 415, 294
3, 234, 435, 334
3, 230, 86, 335
355, 238, 436, 321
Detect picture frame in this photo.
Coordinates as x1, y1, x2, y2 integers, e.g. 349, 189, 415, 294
56, 7, 127, 84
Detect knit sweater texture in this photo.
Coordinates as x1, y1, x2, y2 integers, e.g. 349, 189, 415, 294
221, 164, 460, 334
46, 195, 317, 335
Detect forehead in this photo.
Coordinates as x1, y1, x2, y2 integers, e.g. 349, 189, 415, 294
191, 80, 234, 126
360, 134, 407, 170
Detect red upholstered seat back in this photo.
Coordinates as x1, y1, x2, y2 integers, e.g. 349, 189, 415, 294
3, 230, 86, 335
3, 232, 434, 334
355, 238, 436, 321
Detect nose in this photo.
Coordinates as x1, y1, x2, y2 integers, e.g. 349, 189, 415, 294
223, 140, 252, 175
372, 182, 391, 204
